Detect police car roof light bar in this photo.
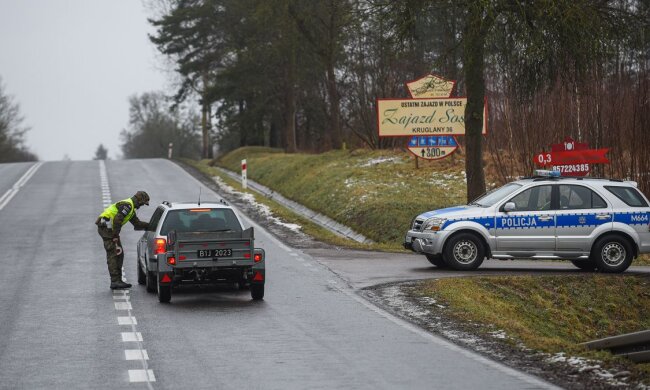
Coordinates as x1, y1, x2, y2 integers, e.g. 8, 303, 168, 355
534, 169, 561, 178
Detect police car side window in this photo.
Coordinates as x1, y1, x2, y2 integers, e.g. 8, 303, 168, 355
605, 186, 649, 207
559, 185, 607, 210
508, 185, 552, 211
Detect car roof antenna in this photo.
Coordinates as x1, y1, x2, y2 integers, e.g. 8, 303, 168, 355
198, 187, 201, 206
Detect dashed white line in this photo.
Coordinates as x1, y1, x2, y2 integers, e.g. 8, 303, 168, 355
121, 332, 143, 342
128, 370, 156, 383
125, 350, 149, 361
118, 316, 138, 325
100, 160, 155, 388
114, 302, 133, 310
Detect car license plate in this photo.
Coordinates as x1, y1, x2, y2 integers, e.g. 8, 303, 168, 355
197, 249, 232, 258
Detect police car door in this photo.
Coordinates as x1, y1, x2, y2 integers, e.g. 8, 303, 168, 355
495, 184, 556, 253
555, 184, 611, 253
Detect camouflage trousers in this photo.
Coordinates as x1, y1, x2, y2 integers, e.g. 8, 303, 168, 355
97, 226, 124, 283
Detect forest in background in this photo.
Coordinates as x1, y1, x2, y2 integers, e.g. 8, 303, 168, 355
121, 0, 650, 196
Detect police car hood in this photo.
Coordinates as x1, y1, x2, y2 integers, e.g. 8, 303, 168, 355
417, 205, 483, 220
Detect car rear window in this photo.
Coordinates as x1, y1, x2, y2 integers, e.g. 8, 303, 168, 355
160, 208, 242, 235
604, 186, 649, 207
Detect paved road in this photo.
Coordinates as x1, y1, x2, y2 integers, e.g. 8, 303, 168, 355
0, 159, 557, 389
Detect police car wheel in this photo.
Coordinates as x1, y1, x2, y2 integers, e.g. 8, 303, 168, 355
592, 236, 633, 273
137, 261, 146, 285
570, 259, 597, 271
425, 254, 447, 268
443, 233, 485, 270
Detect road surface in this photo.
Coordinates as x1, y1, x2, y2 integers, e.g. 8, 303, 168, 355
0, 159, 558, 389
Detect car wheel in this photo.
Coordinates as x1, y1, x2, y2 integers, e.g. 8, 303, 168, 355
137, 260, 146, 285
425, 254, 447, 268
157, 276, 172, 303
146, 269, 156, 293
570, 259, 597, 271
442, 233, 485, 270
591, 235, 633, 273
251, 284, 264, 300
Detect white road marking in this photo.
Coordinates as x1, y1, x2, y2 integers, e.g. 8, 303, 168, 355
128, 370, 156, 383
0, 162, 43, 211
121, 332, 143, 342
118, 317, 137, 325
125, 350, 149, 361
100, 160, 154, 389
114, 302, 133, 310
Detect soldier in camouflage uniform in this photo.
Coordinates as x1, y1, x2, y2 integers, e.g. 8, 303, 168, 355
96, 191, 151, 289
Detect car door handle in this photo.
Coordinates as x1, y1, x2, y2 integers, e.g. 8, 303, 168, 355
538, 216, 553, 221
596, 214, 611, 220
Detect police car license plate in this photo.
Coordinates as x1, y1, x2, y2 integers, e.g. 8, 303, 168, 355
197, 249, 232, 258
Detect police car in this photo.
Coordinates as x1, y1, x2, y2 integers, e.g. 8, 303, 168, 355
404, 171, 650, 273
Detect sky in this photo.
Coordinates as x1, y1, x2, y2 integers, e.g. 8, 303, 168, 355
0, 0, 168, 160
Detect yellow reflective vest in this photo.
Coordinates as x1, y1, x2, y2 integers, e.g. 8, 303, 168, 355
99, 198, 136, 226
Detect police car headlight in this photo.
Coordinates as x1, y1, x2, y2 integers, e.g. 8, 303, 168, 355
423, 217, 446, 231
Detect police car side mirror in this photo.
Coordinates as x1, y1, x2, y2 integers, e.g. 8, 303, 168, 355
503, 202, 516, 213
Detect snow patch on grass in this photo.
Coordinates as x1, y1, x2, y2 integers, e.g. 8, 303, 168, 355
213, 176, 302, 232
546, 353, 631, 387
489, 330, 508, 339
359, 157, 399, 167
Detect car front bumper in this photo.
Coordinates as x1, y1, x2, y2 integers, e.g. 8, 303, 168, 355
404, 230, 450, 255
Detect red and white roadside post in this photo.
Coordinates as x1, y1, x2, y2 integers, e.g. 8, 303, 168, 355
241, 159, 247, 189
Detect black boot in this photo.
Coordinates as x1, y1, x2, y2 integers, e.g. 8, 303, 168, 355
110, 280, 132, 290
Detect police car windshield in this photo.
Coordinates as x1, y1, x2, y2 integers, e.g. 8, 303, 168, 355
470, 183, 522, 207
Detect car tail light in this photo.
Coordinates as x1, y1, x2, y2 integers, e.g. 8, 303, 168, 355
167, 256, 176, 265
155, 238, 166, 254
160, 274, 172, 283
190, 208, 210, 212
244, 253, 251, 259
179, 255, 186, 260
254, 253, 262, 262
252, 271, 264, 281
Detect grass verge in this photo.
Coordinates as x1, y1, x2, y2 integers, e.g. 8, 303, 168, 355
212, 147, 468, 249
417, 275, 650, 382
180, 158, 396, 251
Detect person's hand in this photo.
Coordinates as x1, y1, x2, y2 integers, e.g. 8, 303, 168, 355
116, 246, 123, 256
